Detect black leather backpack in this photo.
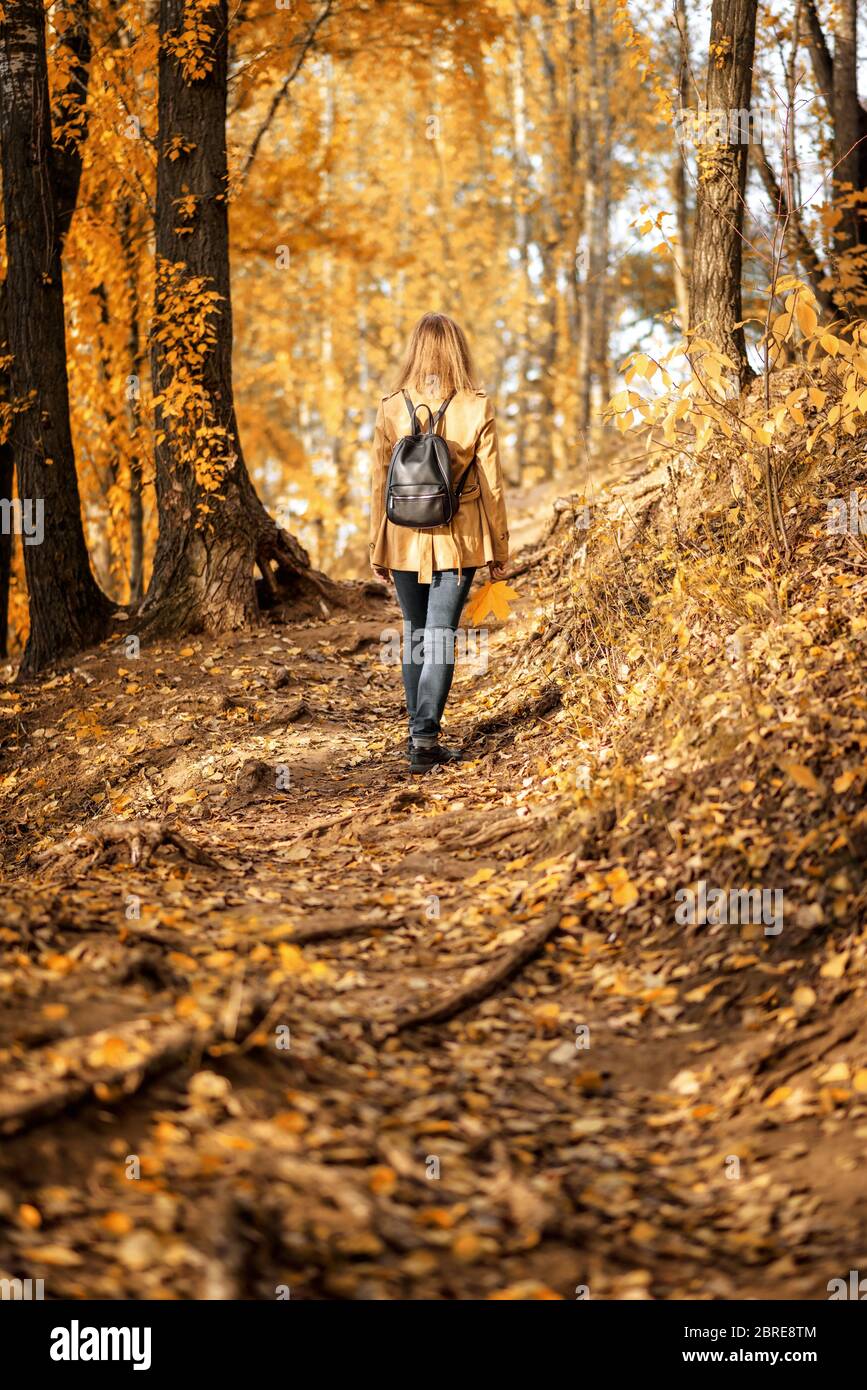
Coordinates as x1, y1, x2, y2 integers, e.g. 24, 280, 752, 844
385, 390, 461, 529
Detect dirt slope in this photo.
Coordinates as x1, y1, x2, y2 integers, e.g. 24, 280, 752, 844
1, 477, 867, 1300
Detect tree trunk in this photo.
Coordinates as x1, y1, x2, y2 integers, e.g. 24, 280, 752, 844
831, 0, 863, 268
577, 1, 600, 433
0, 440, 12, 661
0, 0, 114, 674
689, 0, 758, 387
593, 15, 613, 408
537, 0, 562, 475
119, 201, 146, 603
510, 0, 532, 483
53, 0, 91, 247
0, 280, 12, 660
141, 0, 331, 638
800, 0, 867, 295
576, 0, 612, 430
672, 0, 692, 331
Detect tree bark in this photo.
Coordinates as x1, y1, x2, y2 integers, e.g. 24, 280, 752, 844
0, 0, 114, 674
141, 0, 332, 638
802, 0, 834, 111
672, 0, 692, 331
534, 0, 562, 476
0, 441, 12, 661
831, 0, 863, 266
802, 0, 867, 270
689, 0, 758, 387
576, 1, 612, 430
594, 16, 613, 407
53, 0, 91, 249
119, 201, 145, 603
0, 280, 13, 660
510, 0, 532, 482
577, 1, 600, 432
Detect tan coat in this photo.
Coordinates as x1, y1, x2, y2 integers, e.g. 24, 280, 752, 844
369, 388, 509, 583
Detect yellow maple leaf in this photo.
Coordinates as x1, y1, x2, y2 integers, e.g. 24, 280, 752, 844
465, 580, 519, 625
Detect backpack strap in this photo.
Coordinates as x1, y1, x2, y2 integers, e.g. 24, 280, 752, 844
403, 389, 456, 435
432, 390, 455, 426
402, 390, 436, 435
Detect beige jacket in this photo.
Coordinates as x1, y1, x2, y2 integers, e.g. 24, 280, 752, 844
369, 388, 509, 583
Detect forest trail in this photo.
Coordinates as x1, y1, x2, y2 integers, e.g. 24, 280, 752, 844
2, 477, 867, 1301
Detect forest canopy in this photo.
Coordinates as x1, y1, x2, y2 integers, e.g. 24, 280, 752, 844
2, 0, 864, 667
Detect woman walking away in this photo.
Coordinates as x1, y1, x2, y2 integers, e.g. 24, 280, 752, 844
369, 313, 510, 773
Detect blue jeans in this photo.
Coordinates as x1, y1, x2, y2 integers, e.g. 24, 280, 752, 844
392, 568, 476, 747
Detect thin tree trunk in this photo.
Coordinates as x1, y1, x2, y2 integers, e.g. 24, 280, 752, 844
536, 0, 562, 475
577, 1, 600, 432
510, 1, 532, 482
831, 0, 863, 265
565, 0, 581, 363
122, 205, 145, 604
801, 0, 867, 263
786, 1, 803, 214
672, 0, 692, 331
141, 0, 330, 637
593, 13, 613, 407
689, 0, 758, 387
802, 0, 834, 109
0, 442, 12, 660
0, 281, 12, 660
0, 0, 114, 674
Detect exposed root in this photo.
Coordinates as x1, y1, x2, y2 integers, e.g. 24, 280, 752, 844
470, 683, 561, 740
286, 919, 385, 945
289, 787, 425, 845
44, 819, 226, 871
0, 988, 276, 1136
375, 903, 567, 1038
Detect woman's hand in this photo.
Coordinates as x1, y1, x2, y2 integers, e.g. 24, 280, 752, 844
488, 561, 508, 583
372, 564, 391, 584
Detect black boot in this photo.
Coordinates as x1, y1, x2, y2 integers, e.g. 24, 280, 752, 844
409, 743, 463, 773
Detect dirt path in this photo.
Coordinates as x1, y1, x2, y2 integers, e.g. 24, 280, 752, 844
1, 513, 866, 1300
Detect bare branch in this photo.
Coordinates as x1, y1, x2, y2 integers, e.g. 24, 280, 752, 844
241, 0, 334, 181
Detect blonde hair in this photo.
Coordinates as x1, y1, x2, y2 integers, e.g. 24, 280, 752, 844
392, 313, 479, 396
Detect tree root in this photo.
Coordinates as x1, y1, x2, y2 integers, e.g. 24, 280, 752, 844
374, 904, 566, 1038
0, 987, 276, 1136
438, 806, 556, 853
45, 819, 226, 871
469, 683, 561, 740
285, 919, 384, 945
255, 519, 347, 616
288, 787, 425, 846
